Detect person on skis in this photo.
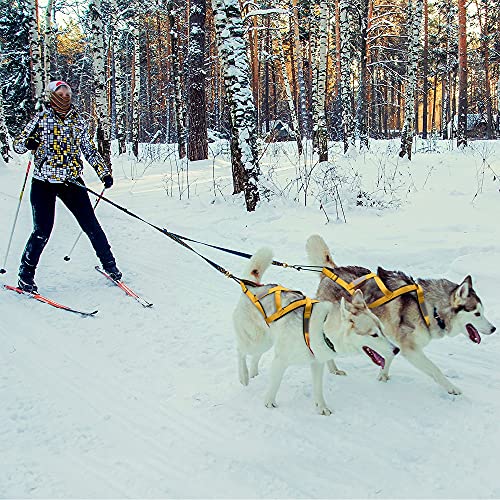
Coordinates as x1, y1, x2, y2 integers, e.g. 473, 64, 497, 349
13, 80, 122, 293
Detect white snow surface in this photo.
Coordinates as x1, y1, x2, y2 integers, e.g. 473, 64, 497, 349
1, 139, 500, 498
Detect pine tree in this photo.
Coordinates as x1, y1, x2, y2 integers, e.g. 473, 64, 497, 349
0, 0, 34, 134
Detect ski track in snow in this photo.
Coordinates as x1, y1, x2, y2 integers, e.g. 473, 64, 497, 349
1, 140, 500, 498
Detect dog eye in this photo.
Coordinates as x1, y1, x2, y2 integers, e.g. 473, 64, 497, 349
371, 333, 379, 338
474, 312, 480, 317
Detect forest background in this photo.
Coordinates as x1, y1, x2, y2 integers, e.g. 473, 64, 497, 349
0, 0, 499, 211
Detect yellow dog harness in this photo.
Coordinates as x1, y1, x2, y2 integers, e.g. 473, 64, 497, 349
239, 281, 319, 354
321, 268, 430, 327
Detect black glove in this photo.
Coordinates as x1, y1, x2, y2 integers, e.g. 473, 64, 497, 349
25, 124, 40, 151
103, 175, 113, 189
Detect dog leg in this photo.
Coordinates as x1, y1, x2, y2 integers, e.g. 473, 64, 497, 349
327, 359, 347, 376
249, 353, 262, 379
402, 348, 462, 395
311, 362, 332, 416
377, 351, 396, 382
238, 350, 249, 386
264, 357, 288, 408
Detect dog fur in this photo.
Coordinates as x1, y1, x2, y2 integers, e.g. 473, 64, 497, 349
306, 234, 497, 395
232, 247, 398, 415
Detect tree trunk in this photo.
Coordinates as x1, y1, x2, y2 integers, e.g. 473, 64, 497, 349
339, 0, 354, 153
457, 0, 467, 147
89, 0, 112, 166
0, 92, 10, 163
312, 0, 329, 162
187, 0, 209, 160
399, 0, 423, 160
43, 0, 54, 86
28, 0, 43, 108
357, 0, 370, 150
422, 0, 428, 139
167, 0, 186, 159
292, 0, 308, 139
273, 14, 302, 155
132, 24, 141, 158
212, 0, 260, 212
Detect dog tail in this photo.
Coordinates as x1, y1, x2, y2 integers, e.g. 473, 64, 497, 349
244, 247, 274, 284
306, 234, 336, 268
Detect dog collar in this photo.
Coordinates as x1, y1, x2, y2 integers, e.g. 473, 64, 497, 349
323, 333, 336, 352
433, 307, 446, 330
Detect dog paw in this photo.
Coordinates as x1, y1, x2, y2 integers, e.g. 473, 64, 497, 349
265, 401, 278, 409
239, 377, 249, 386
447, 385, 462, 395
316, 405, 332, 416
249, 369, 259, 379
331, 369, 347, 376
378, 372, 390, 382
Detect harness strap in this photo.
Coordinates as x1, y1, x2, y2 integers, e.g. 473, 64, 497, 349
322, 268, 431, 327
240, 282, 319, 355
303, 297, 318, 355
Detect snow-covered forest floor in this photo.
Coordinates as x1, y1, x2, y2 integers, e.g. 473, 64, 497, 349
1, 138, 499, 498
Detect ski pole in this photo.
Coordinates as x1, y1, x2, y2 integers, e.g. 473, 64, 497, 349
0, 154, 33, 274
63, 187, 106, 261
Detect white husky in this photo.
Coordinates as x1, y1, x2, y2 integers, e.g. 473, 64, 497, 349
306, 234, 497, 395
232, 247, 398, 415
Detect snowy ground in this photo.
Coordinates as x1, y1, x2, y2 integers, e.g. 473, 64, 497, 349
1, 138, 500, 498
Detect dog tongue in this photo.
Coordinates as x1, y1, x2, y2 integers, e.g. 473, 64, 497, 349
466, 324, 481, 344
363, 346, 385, 368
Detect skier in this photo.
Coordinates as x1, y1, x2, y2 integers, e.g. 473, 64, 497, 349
13, 80, 122, 293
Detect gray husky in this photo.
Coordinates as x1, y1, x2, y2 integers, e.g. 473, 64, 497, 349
306, 235, 496, 395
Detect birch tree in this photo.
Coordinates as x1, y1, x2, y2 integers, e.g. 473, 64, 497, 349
212, 0, 260, 212
132, 23, 141, 158
399, 0, 423, 160
312, 0, 329, 162
27, 0, 44, 108
457, 0, 467, 147
357, 0, 370, 150
339, 0, 354, 153
43, 0, 54, 85
166, 0, 186, 159
0, 92, 10, 162
89, 0, 111, 166
187, 0, 208, 161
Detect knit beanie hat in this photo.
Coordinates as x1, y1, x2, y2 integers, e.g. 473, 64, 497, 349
47, 80, 72, 117
48, 80, 72, 95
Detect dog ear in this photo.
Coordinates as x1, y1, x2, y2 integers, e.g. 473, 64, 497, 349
454, 275, 472, 304
351, 289, 367, 310
340, 297, 350, 320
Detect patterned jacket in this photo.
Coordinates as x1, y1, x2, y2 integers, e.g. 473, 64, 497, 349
13, 106, 111, 183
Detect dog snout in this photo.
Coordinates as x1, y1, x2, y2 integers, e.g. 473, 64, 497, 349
393, 347, 400, 355
491, 325, 496, 334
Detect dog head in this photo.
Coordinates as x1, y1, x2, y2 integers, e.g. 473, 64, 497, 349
329, 290, 399, 368
447, 275, 496, 343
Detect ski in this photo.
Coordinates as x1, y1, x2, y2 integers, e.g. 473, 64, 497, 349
4, 285, 98, 317
95, 266, 153, 308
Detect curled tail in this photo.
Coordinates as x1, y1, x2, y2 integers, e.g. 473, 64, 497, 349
244, 247, 274, 283
306, 234, 336, 268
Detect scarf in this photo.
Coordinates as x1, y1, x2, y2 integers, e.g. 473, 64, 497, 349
49, 91, 71, 118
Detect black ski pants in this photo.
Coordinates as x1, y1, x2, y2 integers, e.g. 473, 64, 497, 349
21, 178, 115, 270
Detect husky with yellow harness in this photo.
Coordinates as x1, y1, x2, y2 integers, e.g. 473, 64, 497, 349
306, 234, 497, 395
233, 247, 398, 415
